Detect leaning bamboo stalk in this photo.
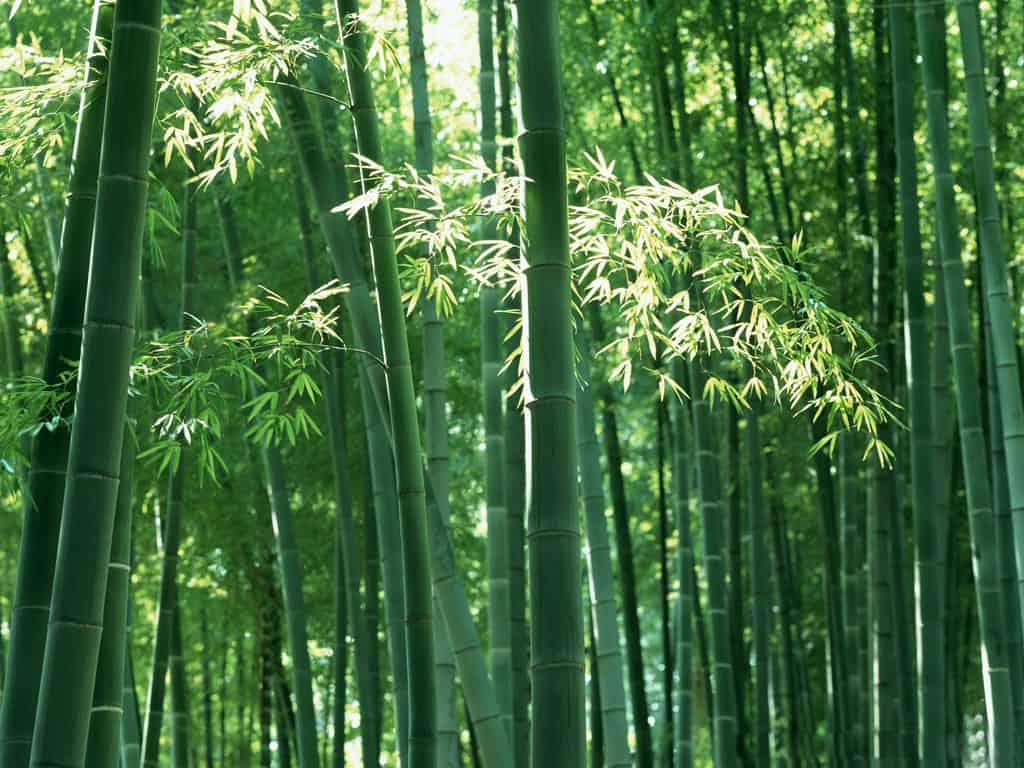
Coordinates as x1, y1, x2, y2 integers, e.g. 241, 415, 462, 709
0, 4, 112, 763
28, 3, 161, 766
912, 2, 1016, 762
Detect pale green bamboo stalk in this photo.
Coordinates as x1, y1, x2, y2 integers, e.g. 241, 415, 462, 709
400, 0, 460, 759
912, 2, 1016, 762
478, 0, 513, 749
576, 331, 633, 768
170, 599, 191, 768
688, 288, 738, 767
670, 361, 694, 768
887, 2, 944, 762
952, 0, 1024, 660
495, 2, 529, 761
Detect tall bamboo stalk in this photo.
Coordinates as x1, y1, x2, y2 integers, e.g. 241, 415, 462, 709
670, 361, 694, 768
589, 307, 653, 768
495, 2, 529, 761
952, 0, 1024, 654
0, 4, 112, 763
27, 4, 160, 765
576, 331, 633, 768
913, 1, 1016, 762
515, 2, 584, 765
887, 2, 944, 762
399, 0, 460, 761
83, 423, 134, 768
478, 0, 514, 749
170, 600, 191, 768
335, 3, 436, 765
688, 296, 738, 768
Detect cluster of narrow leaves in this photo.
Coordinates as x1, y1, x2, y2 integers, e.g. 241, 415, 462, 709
341, 148, 899, 463
0, 281, 351, 487
134, 280, 350, 482
0, 38, 83, 168
160, 9, 318, 187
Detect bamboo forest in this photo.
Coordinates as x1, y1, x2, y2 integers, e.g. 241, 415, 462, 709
3, 0, 1024, 765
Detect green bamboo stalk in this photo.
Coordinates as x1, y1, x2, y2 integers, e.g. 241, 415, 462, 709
587, 601, 604, 768
335, 5, 436, 765
26, 3, 160, 765
275, 81, 410, 765
576, 331, 633, 768
294, 196, 374, 768
984, 282, 1024, 752
589, 307, 653, 768
746, 400, 770, 768
688, 350, 738, 768
122, 638, 143, 768
514, 2, 584, 765
170, 600, 191, 768
477, 0, 513, 750
495, 2, 529, 761
142, 466, 185, 768
262, 447, 321, 768
912, 1, 1016, 762
399, 0, 460, 760
0, 3, 112, 763
952, 0, 1024, 661
767, 471, 802, 768
202, 608, 215, 768
143, 88, 200, 768
280, 57, 510, 768
83, 423, 134, 768
887, 3, 944, 763
670, 362, 694, 768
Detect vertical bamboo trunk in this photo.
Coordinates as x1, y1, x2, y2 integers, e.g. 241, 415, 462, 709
576, 332, 634, 768
873, 10, 917, 764
400, 0, 460, 761
912, 2, 1016, 762
83, 423, 134, 768
144, 88, 200, 767
280, 49, 507, 768
202, 608, 216, 768
688, 287, 738, 768
670, 362, 694, 768
263, 446, 322, 768
952, 0, 1024, 661
767, 476, 802, 768
27, 7, 160, 765
142, 468, 185, 768
887, 3, 944, 763
335, 4, 436, 765
514, 2, 584, 766
587, 604, 604, 768
495, 2, 530, 761
0, 3, 112, 764
589, 307, 653, 768
363, 481, 382, 760
657, 401, 674, 766
984, 283, 1024, 752
747, 402, 770, 768
275, 82, 409, 765
478, 0, 514, 750
123, 641, 143, 768
170, 600, 192, 768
